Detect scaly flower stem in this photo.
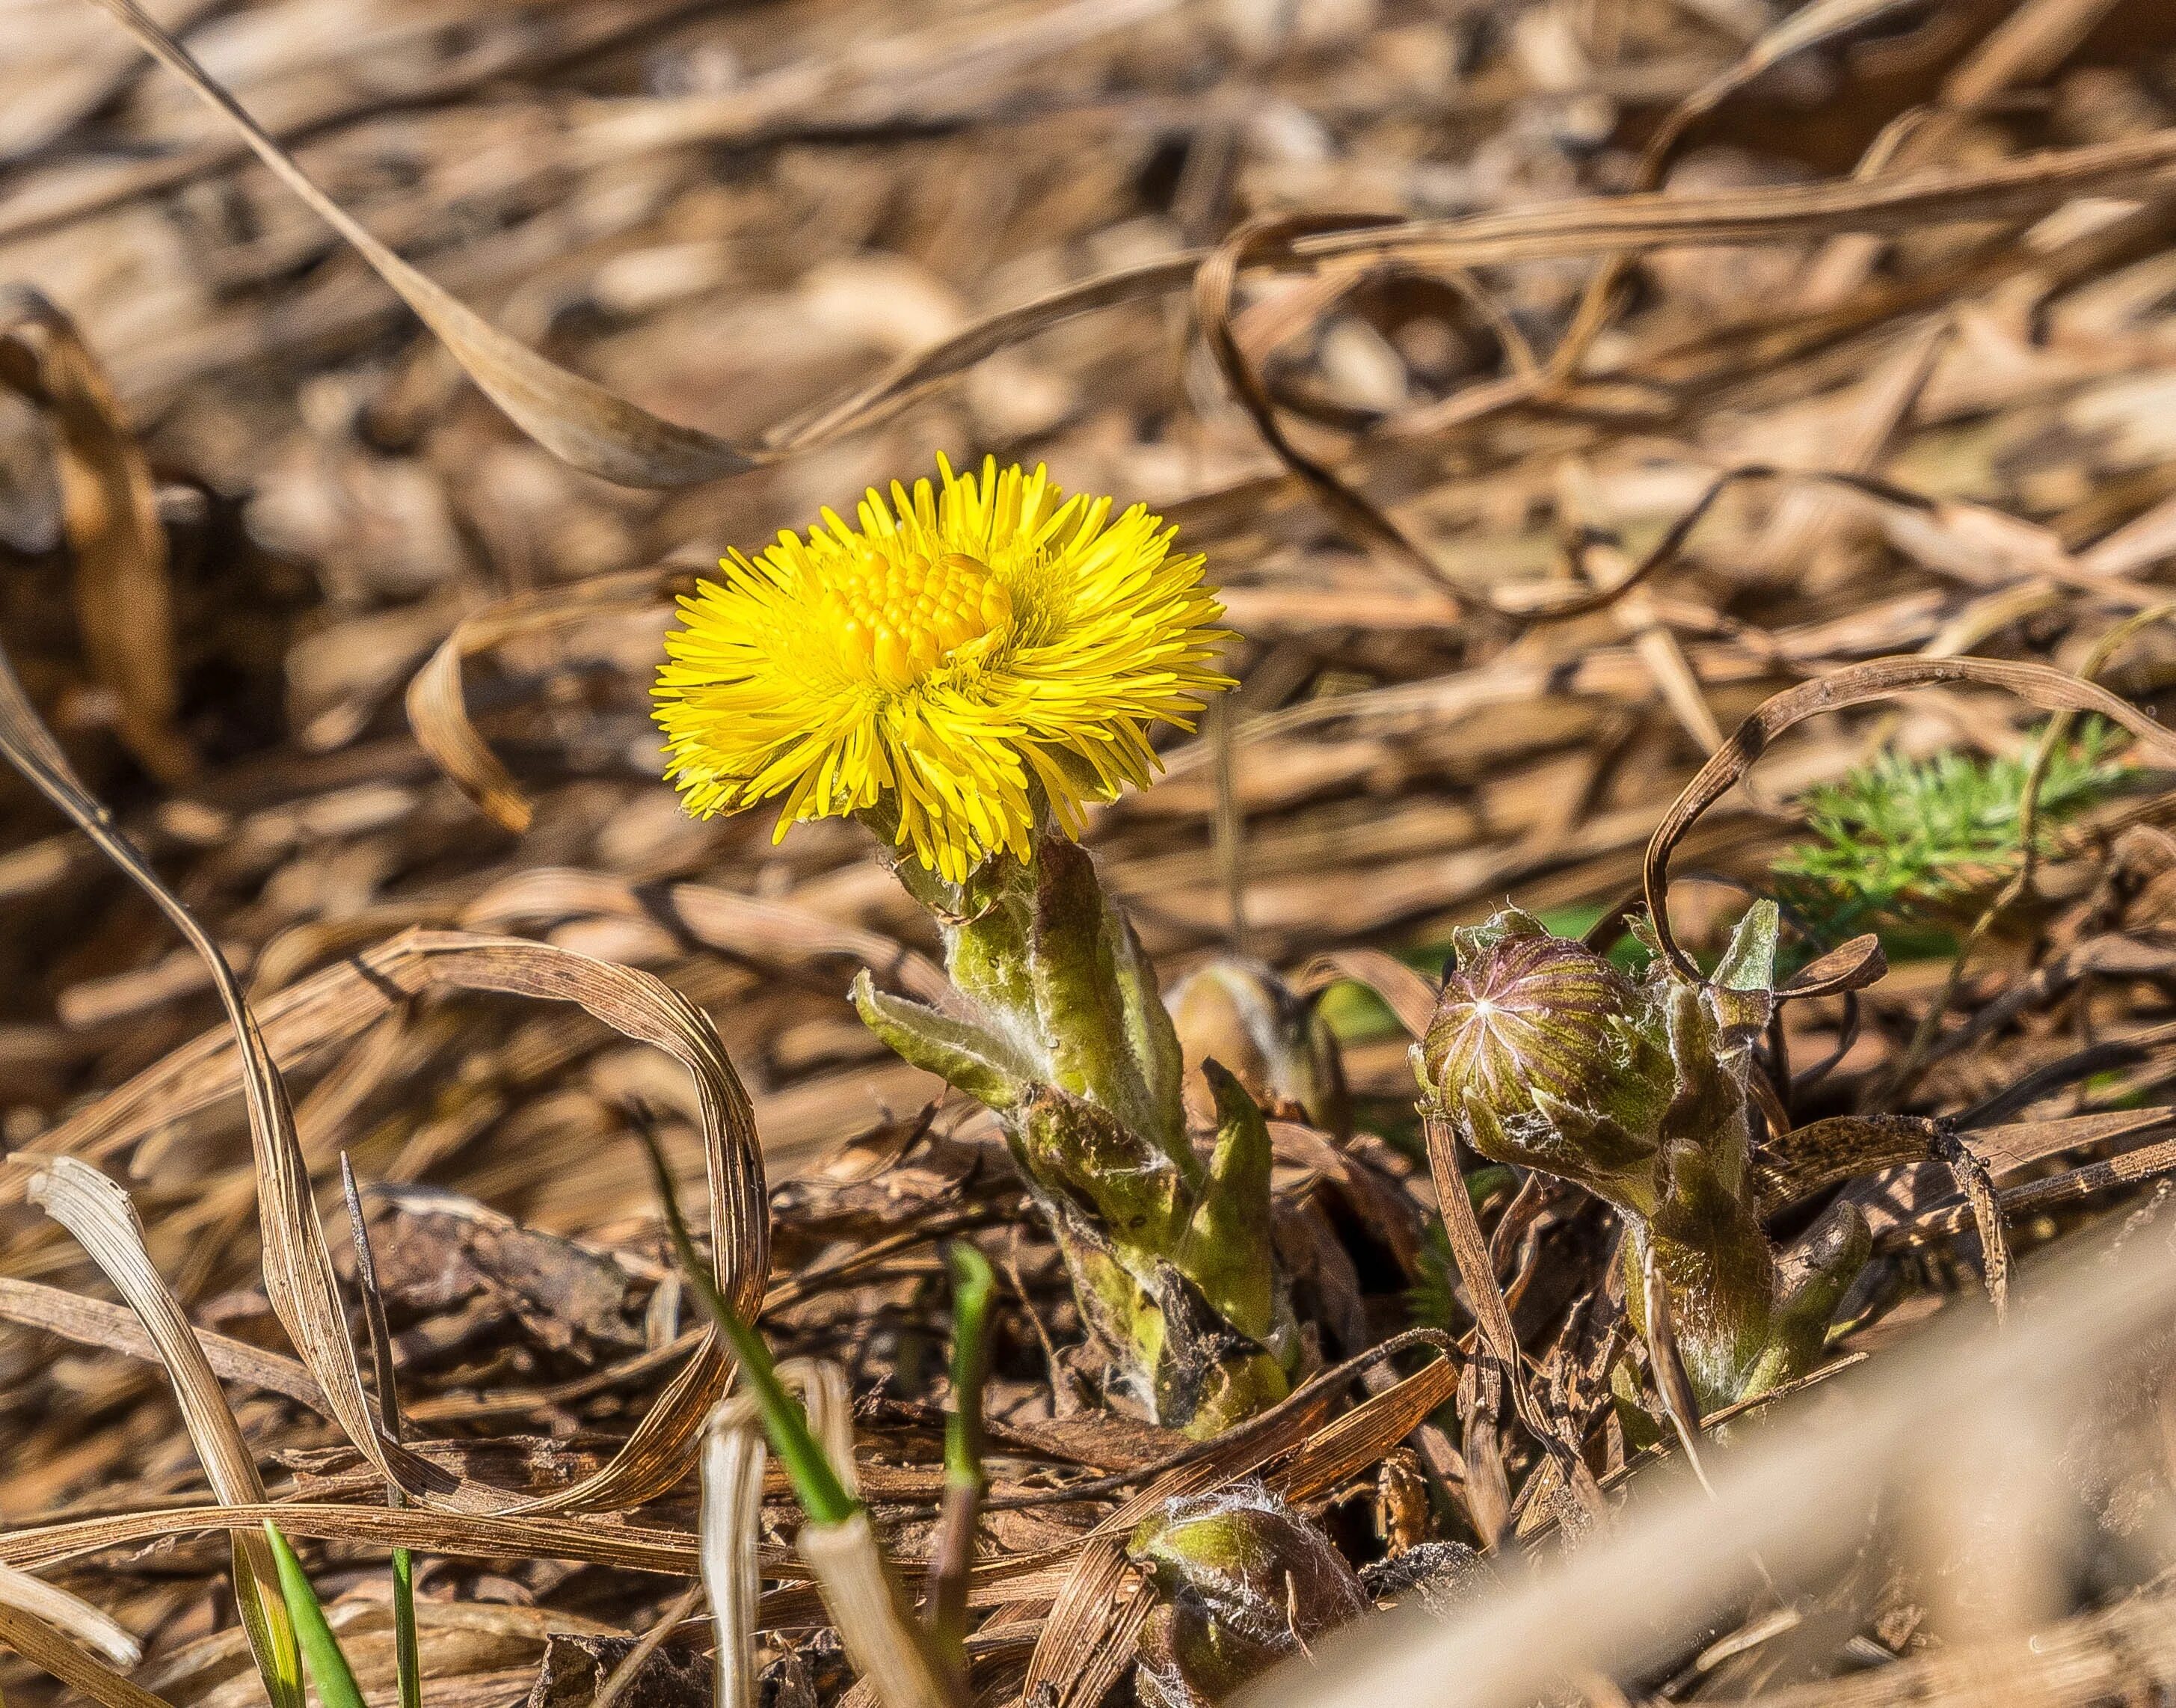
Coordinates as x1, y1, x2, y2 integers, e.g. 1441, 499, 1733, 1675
651, 458, 1276, 1435
855, 823, 1296, 1436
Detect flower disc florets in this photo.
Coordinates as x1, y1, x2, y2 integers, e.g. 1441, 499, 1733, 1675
654, 456, 1232, 882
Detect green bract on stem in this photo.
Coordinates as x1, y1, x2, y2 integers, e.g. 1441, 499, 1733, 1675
1416, 903, 1869, 1414
854, 805, 1297, 1437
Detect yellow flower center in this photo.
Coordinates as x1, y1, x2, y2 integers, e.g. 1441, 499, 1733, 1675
828, 547, 1013, 691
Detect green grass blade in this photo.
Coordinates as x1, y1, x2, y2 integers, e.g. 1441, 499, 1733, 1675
393, 1545, 422, 1708
942, 1242, 995, 1493
262, 1522, 368, 1708
232, 1553, 307, 1708
927, 1241, 996, 1675
630, 1117, 859, 1525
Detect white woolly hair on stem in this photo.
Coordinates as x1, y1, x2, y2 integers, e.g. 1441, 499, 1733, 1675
704, 1358, 870, 1708
1240, 1211, 2176, 1708
22, 1153, 302, 1708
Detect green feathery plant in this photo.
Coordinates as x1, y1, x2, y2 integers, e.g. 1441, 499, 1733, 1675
1773, 720, 2128, 950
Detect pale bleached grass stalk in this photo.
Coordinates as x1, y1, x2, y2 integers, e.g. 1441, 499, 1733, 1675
0, 1561, 139, 1668
703, 1359, 876, 1708
701, 1401, 767, 1708
799, 1512, 960, 1708
24, 1154, 303, 1708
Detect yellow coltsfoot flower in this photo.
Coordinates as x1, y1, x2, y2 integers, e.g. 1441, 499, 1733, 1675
655, 456, 1232, 882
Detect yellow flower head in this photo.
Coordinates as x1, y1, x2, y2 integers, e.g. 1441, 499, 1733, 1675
655, 456, 1232, 882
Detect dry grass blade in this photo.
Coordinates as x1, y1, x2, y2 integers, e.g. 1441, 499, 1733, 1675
1246, 1217, 2176, 1708
0, 1276, 328, 1413
1283, 130, 2176, 274
404, 564, 687, 833
73, 0, 757, 487
1884, 1135, 2176, 1251
1551, 0, 1928, 381
799, 1515, 962, 1708
1423, 1113, 1605, 1521
70, 0, 1199, 495
0, 630, 464, 1511
0, 287, 185, 781
1926, 1126, 2010, 1320
22, 919, 769, 1514
1721, 1585, 2176, 1707
1195, 211, 1474, 605
0, 1604, 173, 1708
0, 1563, 138, 1669
594, 1580, 706, 1708
0, 612, 763, 1517
22, 1153, 301, 1708
783, 1358, 863, 1503
1261, 1340, 1461, 1505
702, 1405, 767, 1708
762, 254, 1197, 452
1299, 950, 1440, 1039
0, 1502, 704, 1577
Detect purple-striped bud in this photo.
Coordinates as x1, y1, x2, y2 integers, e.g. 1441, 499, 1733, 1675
1418, 908, 1674, 1211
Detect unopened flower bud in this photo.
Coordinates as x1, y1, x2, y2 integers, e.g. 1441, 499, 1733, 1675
1130, 1487, 1366, 1708
1418, 908, 1672, 1210
1168, 958, 1350, 1137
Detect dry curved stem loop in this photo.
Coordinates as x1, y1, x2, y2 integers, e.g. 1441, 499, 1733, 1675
1875, 600, 2176, 1108
1546, 0, 1931, 387
1641, 655, 2176, 987
0, 630, 766, 1518
700, 1360, 879, 1708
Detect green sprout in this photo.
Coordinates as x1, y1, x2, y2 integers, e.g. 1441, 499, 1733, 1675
926, 1242, 996, 1677
1774, 720, 2127, 951
941, 1244, 995, 1499
262, 1523, 369, 1708
631, 1119, 858, 1526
